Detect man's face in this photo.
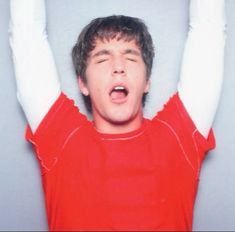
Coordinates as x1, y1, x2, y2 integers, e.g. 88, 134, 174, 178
79, 38, 150, 133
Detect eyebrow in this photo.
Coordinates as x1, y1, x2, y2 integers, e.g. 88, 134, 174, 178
92, 50, 111, 57
122, 49, 141, 56
92, 48, 141, 58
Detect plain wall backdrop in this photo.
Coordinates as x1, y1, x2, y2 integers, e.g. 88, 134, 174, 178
0, 0, 234, 230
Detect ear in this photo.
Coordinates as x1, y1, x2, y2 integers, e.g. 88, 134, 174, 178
144, 79, 150, 93
78, 77, 89, 96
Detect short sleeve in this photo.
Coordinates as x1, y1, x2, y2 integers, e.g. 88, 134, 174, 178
153, 92, 215, 174
25, 92, 88, 174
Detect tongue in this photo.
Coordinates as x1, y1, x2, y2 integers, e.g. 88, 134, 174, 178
110, 90, 126, 101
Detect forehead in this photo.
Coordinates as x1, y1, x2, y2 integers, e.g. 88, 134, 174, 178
90, 38, 141, 55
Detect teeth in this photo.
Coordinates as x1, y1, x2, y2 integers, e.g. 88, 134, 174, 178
109, 85, 129, 97
114, 86, 125, 90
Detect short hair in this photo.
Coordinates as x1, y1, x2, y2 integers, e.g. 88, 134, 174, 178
72, 15, 155, 112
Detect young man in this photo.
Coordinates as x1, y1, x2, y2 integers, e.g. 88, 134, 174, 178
9, 0, 226, 230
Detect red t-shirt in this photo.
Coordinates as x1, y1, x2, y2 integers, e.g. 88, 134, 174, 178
26, 92, 215, 231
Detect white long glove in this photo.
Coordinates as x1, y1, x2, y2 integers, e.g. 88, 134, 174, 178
9, 0, 61, 133
178, 0, 226, 138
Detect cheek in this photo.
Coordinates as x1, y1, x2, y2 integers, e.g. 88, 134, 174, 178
132, 72, 148, 92
129, 62, 147, 81
85, 72, 101, 96
88, 85, 102, 98
86, 65, 110, 86
87, 81, 109, 105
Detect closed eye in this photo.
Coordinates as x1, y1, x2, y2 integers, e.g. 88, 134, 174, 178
127, 58, 137, 62
97, 59, 108, 64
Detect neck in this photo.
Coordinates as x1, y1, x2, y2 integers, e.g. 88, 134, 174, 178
93, 112, 144, 134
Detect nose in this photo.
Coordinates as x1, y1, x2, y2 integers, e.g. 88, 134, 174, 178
112, 56, 126, 76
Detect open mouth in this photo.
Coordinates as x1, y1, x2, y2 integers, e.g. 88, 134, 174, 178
109, 85, 129, 103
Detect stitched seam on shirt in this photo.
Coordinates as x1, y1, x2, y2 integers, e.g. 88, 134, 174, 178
38, 98, 67, 138
40, 125, 83, 175
100, 129, 146, 141
192, 129, 201, 178
175, 98, 201, 178
32, 98, 67, 174
154, 118, 196, 174
61, 126, 83, 150
27, 138, 52, 173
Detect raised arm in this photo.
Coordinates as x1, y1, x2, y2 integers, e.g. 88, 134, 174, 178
178, 0, 226, 138
9, 0, 61, 133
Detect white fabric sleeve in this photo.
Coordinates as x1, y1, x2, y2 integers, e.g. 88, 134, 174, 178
178, 0, 226, 138
9, 0, 61, 133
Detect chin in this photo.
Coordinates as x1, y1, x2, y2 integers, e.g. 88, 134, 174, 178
106, 108, 141, 125
109, 117, 132, 126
